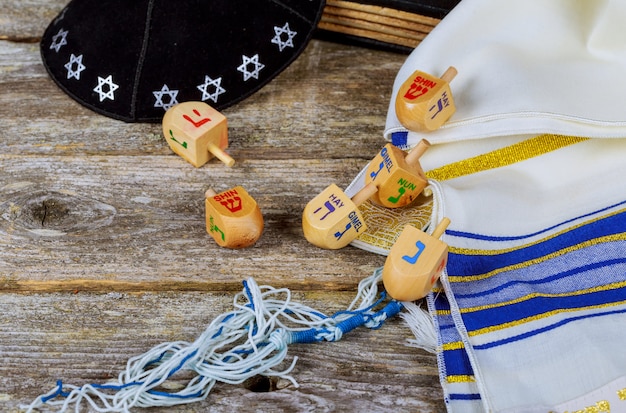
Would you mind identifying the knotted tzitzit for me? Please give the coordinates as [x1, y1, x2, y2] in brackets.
[25, 269, 405, 412]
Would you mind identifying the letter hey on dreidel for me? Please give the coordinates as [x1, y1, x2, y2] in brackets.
[382, 218, 450, 301]
[163, 101, 235, 168]
[205, 186, 263, 249]
[365, 140, 430, 208]
[395, 66, 457, 132]
[302, 183, 378, 249]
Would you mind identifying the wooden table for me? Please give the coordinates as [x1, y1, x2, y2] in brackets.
[0, 2, 445, 411]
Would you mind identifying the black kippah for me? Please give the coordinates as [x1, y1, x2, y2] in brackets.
[40, 0, 325, 122]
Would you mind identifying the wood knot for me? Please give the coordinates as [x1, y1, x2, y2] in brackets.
[242, 375, 280, 393]
[0, 190, 116, 237]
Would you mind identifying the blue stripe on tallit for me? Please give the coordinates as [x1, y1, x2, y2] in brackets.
[442, 204, 626, 351]
[446, 199, 626, 242]
[446, 208, 626, 278]
[473, 306, 626, 350]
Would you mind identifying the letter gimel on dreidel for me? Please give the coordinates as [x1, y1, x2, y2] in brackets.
[162, 101, 235, 168]
[302, 183, 378, 249]
[382, 217, 451, 301]
[366, 140, 430, 208]
[395, 66, 457, 132]
[205, 186, 263, 249]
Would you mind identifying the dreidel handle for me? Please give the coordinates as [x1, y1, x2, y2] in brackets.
[207, 142, 235, 167]
[205, 188, 217, 198]
[440, 66, 457, 83]
[404, 139, 431, 167]
[351, 182, 378, 207]
[431, 217, 451, 239]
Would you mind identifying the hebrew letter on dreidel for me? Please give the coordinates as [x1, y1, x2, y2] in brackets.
[183, 109, 211, 128]
[369, 161, 384, 180]
[334, 223, 352, 240]
[387, 187, 406, 205]
[401, 240, 426, 264]
[209, 216, 225, 241]
[221, 196, 243, 213]
[313, 201, 336, 221]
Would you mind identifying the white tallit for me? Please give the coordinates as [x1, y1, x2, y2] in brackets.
[347, 1, 626, 411]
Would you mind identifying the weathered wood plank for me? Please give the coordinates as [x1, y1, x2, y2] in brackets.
[0, 292, 445, 412]
[0, 155, 387, 291]
[0, 0, 66, 41]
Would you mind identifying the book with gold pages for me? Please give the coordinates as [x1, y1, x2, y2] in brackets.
[317, 0, 461, 53]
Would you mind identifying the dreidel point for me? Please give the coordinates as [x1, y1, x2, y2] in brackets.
[205, 186, 263, 249]
[382, 217, 451, 301]
[302, 183, 377, 249]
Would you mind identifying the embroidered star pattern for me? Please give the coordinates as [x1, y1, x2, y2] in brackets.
[50, 28, 69, 53]
[197, 75, 226, 103]
[237, 54, 265, 81]
[271, 23, 297, 52]
[153, 84, 179, 110]
[64, 54, 86, 80]
[93, 75, 119, 102]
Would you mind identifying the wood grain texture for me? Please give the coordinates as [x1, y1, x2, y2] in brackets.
[0, 1, 446, 412]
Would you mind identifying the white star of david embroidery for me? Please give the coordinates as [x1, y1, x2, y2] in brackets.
[237, 54, 265, 81]
[153, 84, 179, 110]
[93, 75, 119, 102]
[50, 28, 69, 53]
[64, 54, 86, 80]
[271, 23, 297, 52]
[197, 75, 226, 103]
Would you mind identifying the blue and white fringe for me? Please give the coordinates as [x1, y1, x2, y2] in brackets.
[24, 268, 403, 412]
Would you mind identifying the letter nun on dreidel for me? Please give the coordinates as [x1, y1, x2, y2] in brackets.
[383, 217, 451, 301]
[205, 186, 263, 249]
[366, 139, 430, 208]
[162, 101, 235, 168]
[302, 183, 378, 250]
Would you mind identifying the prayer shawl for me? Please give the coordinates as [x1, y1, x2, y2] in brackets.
[347, 0, 626, 411]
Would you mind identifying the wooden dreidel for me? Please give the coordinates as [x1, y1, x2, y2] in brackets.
[302, 183, 378, 249]
[382, 218, 451, 301]
[162, 101, 235, 168]
[365, 140, 430, 208]
[205, 186, 263, 249]
[395, 66, 457, 131]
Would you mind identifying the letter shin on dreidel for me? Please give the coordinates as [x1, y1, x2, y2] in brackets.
[163, 101, 235, 168]
[302, 183, 378, 249]
[395, 66, 457, 132]
[205, 186, 263, 249]
[365, 140, 430, 208]
[382, 217, 451, 301]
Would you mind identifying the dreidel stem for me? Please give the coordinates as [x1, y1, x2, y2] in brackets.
[431, 217, 451, 239]
[351, 182, 378, 207]
[404, 139, 431, 167]
[440, 66, 457, 83]
[205, 188, 217, 198]
[207, 142, 235, 167]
